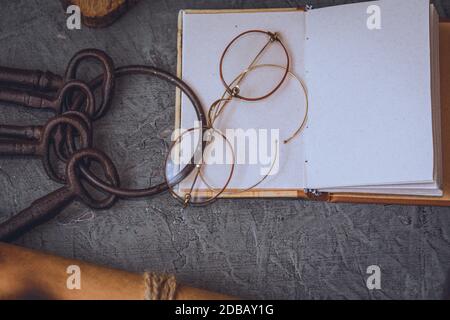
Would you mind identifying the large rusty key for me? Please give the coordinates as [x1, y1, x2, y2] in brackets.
[0, 148, 120, 242]
[0, 113, 92, 183]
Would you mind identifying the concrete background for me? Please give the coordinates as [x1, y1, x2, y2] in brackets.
[0, 0, 449, 299]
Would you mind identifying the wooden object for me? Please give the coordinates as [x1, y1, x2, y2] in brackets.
[0, 242, 235, 300]
[60, 0, 140, 28]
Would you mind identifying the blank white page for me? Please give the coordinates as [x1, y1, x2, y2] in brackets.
[180, 10, 307, 189]
[304, 0, 434, 188]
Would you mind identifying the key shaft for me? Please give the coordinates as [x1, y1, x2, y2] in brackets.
[0, 124, 42, 140]
[0, 187, 75, 241]
[0, 66, 63, 91]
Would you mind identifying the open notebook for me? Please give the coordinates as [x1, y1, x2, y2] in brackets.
[177, 0, 442, 199]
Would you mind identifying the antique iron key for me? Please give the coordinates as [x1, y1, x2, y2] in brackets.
[0, 148, 120, 241]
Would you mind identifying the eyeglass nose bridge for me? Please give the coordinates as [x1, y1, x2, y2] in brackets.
[230, 85, 240, 97]
[268, 31, 279, 42]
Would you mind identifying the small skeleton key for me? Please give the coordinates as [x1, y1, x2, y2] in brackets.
[0, 110, 92, 164]
[0, 148, 120, 241]
[0, 113, 92, 183]
[0, 110, 91, 140]
[0, 79, 95, 117]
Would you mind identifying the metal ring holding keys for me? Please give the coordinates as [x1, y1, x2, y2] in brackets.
[69, 65, 207, 198]
[0, 148, 120, 242]
[0, 114, 92, 183]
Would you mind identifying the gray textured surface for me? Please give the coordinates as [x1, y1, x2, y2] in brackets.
[1, 0, 450, 300]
